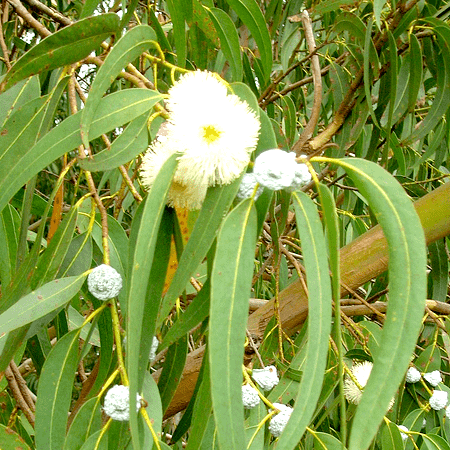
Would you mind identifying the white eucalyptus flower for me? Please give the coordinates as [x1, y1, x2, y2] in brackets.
[236, 173, 263, 201]
[398, 425, 409, 442]
[140, 70, 260, 210]
[253, 149, 311, 191]
[429, 390, 448, 410]
[242, 384, 260, 409]
[405, 367, 421, 383]
[87, 264, 122, 300]
[268, 403, 293, 437]
[344, 361, 373, 405]
[166, 70, 260, 189]
[423, 370, 442, 387]
[103, 385, 141, 421]
[252, 365, 279, 391]
[140, 141, 207, 210]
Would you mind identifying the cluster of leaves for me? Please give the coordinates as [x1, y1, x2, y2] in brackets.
[0, 0, 449, 449]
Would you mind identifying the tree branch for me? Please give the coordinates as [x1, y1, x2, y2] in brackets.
[291, 10, 322, 156]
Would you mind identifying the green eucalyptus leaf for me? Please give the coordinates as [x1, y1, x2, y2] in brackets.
[209, 198, 257, 450]
[3, 14, 119, 90]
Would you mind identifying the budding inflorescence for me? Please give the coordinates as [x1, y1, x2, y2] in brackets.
[103, 385, 142, 421]
[87, 264, 123, 301]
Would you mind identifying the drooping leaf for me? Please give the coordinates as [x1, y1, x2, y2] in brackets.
[313, 432, 347, 450]
[2, 14, 119, 90]
[166, 0, 187, 67]
[207, 7, 243, 81]
[80, 25, 158, 147]
[0, 205, 20, 286]
[35, 329, 81, 450]
[0, 75, 40, 126]
[275, 191, 332, 449]
[0, 274, 86, 337]
[402, 19, 450, 145]
[224, 0, 272, 80]
[381, 422, 404, 450]
[125, 154, 178, 450]
[308, 158, 427, 450]
[79, 112, 150, 171]
[64, 397, 102, 450]
[160, 279, 210, 351]
[209, 198, 257, 450]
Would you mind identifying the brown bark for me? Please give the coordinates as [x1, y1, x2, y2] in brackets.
[158, 181, 450, 418]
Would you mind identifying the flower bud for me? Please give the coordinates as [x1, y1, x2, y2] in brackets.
[87, 264, 122, 301]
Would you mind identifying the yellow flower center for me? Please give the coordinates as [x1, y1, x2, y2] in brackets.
[202, 125, 221, 144]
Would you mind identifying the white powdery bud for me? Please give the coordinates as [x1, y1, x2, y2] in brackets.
[252, 365, 279, 391]
[398, 425, 409, 442]
[149, 336, 159, 362]
[285, 161, 312, 192]
[103, 385, 141, 421]
[241, 384, 260, 409]
[87, 264, 122, 300]
[429, 390, 448, 410]
[253, 149, 311, 191]
[269, 403, 293, 437]
[405, 367, 421, 383]
[423, 370, 442, 387]
[236, 173, 263, 201]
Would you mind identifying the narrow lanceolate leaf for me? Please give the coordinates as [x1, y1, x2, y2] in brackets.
[166, 0, 187, 67]
[403, 19, 450, 145]
[160, 279, 210, 351]
[0, 205, 20, 286]
[0, 89, 163, 215]
[158, 335, 188, 414]
[79, 113, 149, 171]
[381, 422, 404, 450]
[310, 158, 427, 450]
[275, 192, 332, 449]
[209, 199, 257, 450]
[157, 178, 242, 327]
[2, 14, 119, 90]
[0, 75, 40, 126]
[422, 434, 450, 450]
[0, 423, 32, 449]
[125, 154, 178, 450]
[35, 329, 81, 450]
[407, 33, 422, 113]
[317, 184, 340, 302]
[0, 96, 47, 182]
[0, 274, 86, 338]
[374, 0, 387, 29]
[207, 7, 243, 81]
[80, 25, 157, 147]
[64, 397, 102, 450]
[312, 432, 347, 450]
[224, 0, 272, 80]
[429, 240, 449, 303]
[184, 354, 213, 450]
